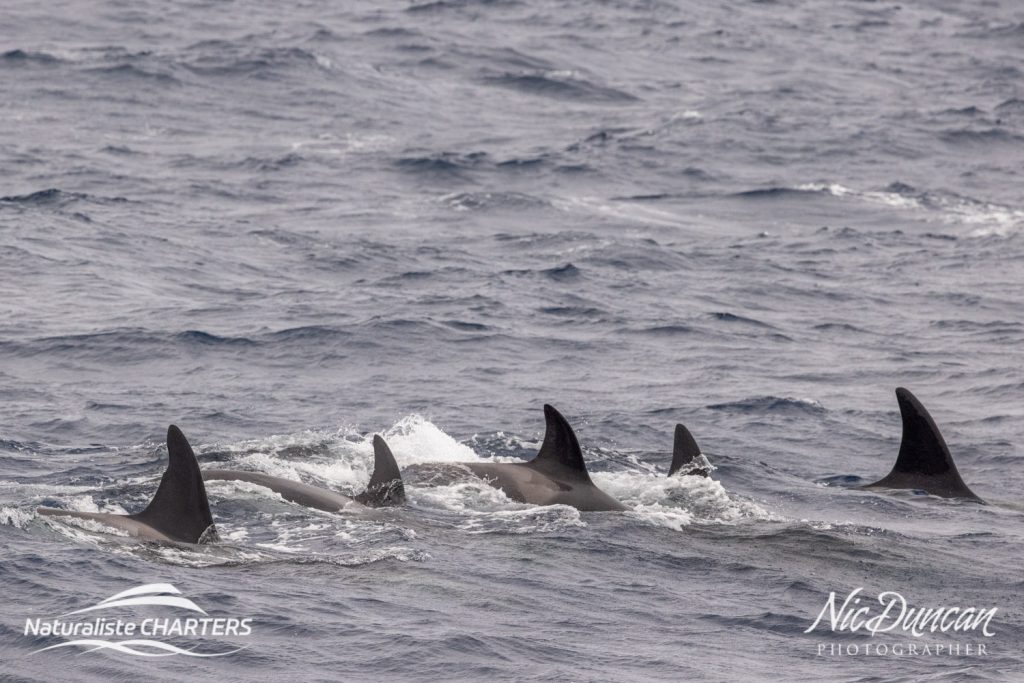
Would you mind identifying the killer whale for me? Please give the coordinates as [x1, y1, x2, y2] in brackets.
[405, 404, 627, 512]
[860, 387, 983, 502]
[203, 435, 405, 512]
[668, 423, 711, 477]
[38, 425, 218, 543]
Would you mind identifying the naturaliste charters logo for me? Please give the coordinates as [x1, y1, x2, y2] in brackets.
[805, 587, 997, 657]
[24, 583, 254, 657]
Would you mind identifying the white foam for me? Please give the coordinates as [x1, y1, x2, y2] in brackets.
[382, 415, 482, 465]
[0, 480, 95, 495]
[62, 494, 129, 515]
[553, 195, 691, 228]
[593, 471, 775, 530]
[43, 513, 131, 539]
[672, 109, 703, 121]
[458, 505, 585, 535]
[408, 480, 525, 512]
[288, 132, 396, 157]
[796, 182, 1023, 236]
[0, 506, 34, 529]
[208, 417, 773, 537]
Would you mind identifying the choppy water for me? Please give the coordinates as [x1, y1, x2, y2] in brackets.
[2, 0, 1024, 680]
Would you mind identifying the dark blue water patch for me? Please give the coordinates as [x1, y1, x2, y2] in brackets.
[0, 326, 378, 362]
[541, 263, 580, 281]
[234, 153, 306, 172]
[939, 128, 1022, 145]
[1, 49, 61, 64]
[539, 306, 605, 318]
[264, 326, 352, 343]
[492, 231, 596, 247]
[394, 270, 434, 280]
[701, 611, 813, 636]
[708, 312, 776, 328]
[481, 72, 638, 103]
[812, 322, 872, 334]
[176, 330, 258, 347]
[707, 396, 826, 415]
[611, 193, 672, 201]
[495, 155, 549, 170]
[362, 27, 423, 39]
[939, 106, 984, 118]
[394, 151, 487, 179]
[815, 474, 866, 487]
[960, 21, 1024, 40]
[633, 324, 696, 336]
[931, 319, 1022, 333]
[99, 145, 138, 156]
[881, 180, 918, 195]
[564, 127, 637, 153]
[0, 439, 50, 456]
[442, 320, 489, 332]
[921, 232, 958, 241]
[84, 63, 180, 86]
[0, 189, 131, 212]
[551, 163, 594, 174]
[410, 56, 456, 70]
[994, 98, 1024, 124]
[0, 188, 86, 206]
[679, 166, 718, 182]
[732, 186, 819, 199]
[406, 0, 524, 15]
[309, 254, 362, 270]
[247, 228, 307, 246]
[83, 400, 136, 413]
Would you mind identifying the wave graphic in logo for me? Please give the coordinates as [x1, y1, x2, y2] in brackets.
[33, 639, 244, 658]
[61, 583, 207, 617]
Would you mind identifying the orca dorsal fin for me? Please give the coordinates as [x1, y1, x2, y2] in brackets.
[865, 388, 982, 502]
[130, 425, 218, 543]
[669, 423, 709, 477]
[527, 404, 592, 482]
[354, 435, 406, 507]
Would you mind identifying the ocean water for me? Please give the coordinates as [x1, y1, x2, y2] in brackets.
[2, 0, 1023, 680]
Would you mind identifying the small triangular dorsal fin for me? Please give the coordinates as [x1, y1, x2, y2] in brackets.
[865, 388, 982, 502]
[130, 425, 218, 543]
[354, 435, 406, 507]
[527, 404, 592, 482]
[669, 423, 708, 477]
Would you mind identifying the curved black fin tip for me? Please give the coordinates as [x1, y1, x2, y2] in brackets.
[528, 404, 591, 481]
[354, 435, 406, 507]
[130, 425, 218, 543]
[864, 388, 983, 502]
[669, 423, 709, 477]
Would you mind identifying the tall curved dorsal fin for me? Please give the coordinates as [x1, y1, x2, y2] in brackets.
[669, 423, 708, 477]
[354, 435, 406, 507]
[527, 404, 592, 482]
[864, 388, 983, 502]
[129, 425, 218, 543]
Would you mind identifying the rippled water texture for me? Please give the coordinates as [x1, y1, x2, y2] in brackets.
[2, 0, 1023, 680]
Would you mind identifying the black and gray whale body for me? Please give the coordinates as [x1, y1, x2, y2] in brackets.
[38, 425, 219, 544]
[860, 387, 983, 503]
[405, 404, 627, 512]
[203, 435, 405, 512]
